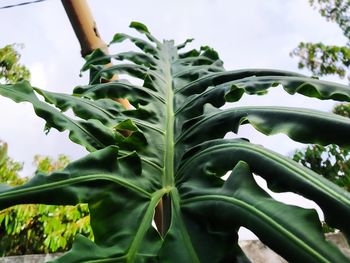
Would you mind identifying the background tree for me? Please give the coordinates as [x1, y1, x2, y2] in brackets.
[0, 44, 30, 84]
[292, 0, 350, 196]
[0, 142, 93, 256]
[291, 0, 350, 81]
[0, 45, 92, 256]
[293, 103, 350, 192]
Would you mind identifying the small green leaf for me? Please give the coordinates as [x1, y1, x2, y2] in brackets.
[110, 33, 128, 45]
[130, 21, 150, 34]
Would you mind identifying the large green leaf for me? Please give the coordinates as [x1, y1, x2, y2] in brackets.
[0, 22, 350, 262]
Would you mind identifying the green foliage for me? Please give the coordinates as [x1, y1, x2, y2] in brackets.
[0, 44, 30, 84]
[291, 42, 350, 80]
[34, 154, 70, 174]
[293, 144, 350, 191]
[310, 0, 350, 39]
[334, 101, 350, 117]
[0, 143, 7, 167]
[0, 142, 26, 187]
[0, 202, 92, 255]
[291, 0, 350, 81]
[0, 143, 92, 256]
[0, 23, 350, 262]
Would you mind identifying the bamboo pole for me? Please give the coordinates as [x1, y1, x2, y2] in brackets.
[61, 0, 107, 57]
[61, 0, 164, 234]
[61, 0, 130, 109]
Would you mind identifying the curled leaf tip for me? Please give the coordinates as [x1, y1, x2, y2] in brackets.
[130, 21, 150, 34]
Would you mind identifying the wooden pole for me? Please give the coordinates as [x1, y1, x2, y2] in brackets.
[61, 0, 130, 108]
[61, 0, 107, 57]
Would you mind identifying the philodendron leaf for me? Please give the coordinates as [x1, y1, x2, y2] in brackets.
[0, 22, 350, 262]
[178, 138, 350, 238]
[178, 105, 350, 148]
[182, 161, 349, 263]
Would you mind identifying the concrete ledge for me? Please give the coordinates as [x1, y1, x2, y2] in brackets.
[0, 253, 62, 263]
[0, 233, 348, 262]
[239, 232, 350, 263]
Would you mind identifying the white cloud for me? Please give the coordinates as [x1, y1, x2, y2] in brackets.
[29, 63, 47, 88]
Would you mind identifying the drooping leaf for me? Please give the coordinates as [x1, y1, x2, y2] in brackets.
[182, 161, 349, 263]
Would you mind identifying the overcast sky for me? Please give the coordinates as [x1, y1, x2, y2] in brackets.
[1, 0, 346, 174]
[0, 0, 348, 239]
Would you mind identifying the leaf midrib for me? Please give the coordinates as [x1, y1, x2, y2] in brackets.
[162, 41, 176, 187]
[0, 174, 151, 200]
